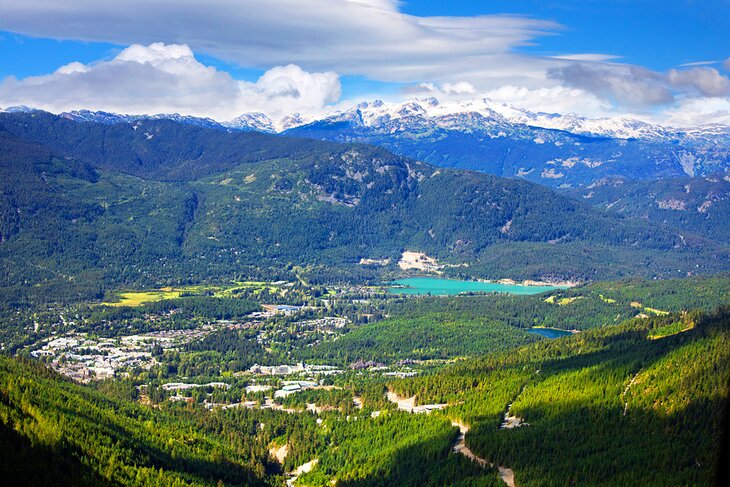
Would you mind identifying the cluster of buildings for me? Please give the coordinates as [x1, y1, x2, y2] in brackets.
[273, 380, 319, 398]
[248, 362, 344, 376]
[28, 320, 260, 382]
[162, 381, 230, 392]
[251, 304, 305, 318]
[30, 333, 152, 382]
[296, 317, 349, 329]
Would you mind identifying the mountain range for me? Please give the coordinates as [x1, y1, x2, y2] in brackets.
[1, 111, 728, 306]
[284, 98, 730, 187]
[8, 97, 728, 190]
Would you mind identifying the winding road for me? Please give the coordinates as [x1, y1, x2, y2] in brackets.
[451, 420, 516, 487]
[286, 459, 318, 487]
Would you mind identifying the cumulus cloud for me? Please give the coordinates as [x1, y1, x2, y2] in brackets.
[441, 82, 477, 95]
[667, 67, 730, 97]
[660, 97, 730, 127]
[410, 82, 476, 97]
[407, 81, 610, 116]
[0, 43, 341, 120]
[481, 85, 612, 116]
[547, 63, 673, 106]
[723, 57, 730, 71]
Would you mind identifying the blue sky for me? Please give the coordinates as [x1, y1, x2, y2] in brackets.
[401, 1, 730, 70]
[2, 1, 727, 78]
[0, 0, 727, 124]
[0, 31, 406, 100]
[0, 31, 407, 100]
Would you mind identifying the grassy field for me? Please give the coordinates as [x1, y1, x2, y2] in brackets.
[644, 306, 670, 316]
[544, 295, 582, 305]
[102, 289, 186, 307]
[102, 281, 290, 307]
[648, 320, 694, 339]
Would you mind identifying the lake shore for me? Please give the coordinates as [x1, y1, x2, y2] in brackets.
[387, 277, 570, 296]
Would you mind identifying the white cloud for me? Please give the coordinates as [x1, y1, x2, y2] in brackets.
[247, 64, 341, 111]
[551, 54, 621, 62]
[667, 67, 730, 97]
[441, 82, 477, 95]
[0, 0, 561, 90]
[724, 57, 730, 71]
[480, 85, 612, 116]
[548, 62, 730, 108]
[660, 97, 730, 127]
[0, 2, 726, 123]
[3, 42, 723, 127]
[678, 60, 719, 68]
[547, 63, 673, 106]
[0, 43, 341, 120]
[411, 81, 476, 97]
[409, 81, 611, 116]
[55, 62, 89, 75]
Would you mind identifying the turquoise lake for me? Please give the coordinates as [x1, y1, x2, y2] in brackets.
[386, 277, 566, 296]
[527, 328, 574, 339]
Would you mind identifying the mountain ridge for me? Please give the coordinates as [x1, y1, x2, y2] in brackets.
[7, 97, 728, 140]
[11, 98, 727, 188]
[1, 112, 728, 306]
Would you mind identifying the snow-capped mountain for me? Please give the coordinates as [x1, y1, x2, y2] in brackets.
[224, 112, 313, 132]
[273, 96, 729, 145]
[4, 99, 728, 188]
[507, 111, 672, 140]
[299, 97, 729, 142]
[2, 105, 43, 114]
[14, 96, 728, 145]
[59, 109, 224, 130]
[282, 97, 730, 187]
[224, 112, 275, 133]
[314, 97, 512, 132]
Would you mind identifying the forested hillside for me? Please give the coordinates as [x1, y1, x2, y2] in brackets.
[565, 176, 730, 244]
[3, 306, 726, 486]
[1, 112, 728, 308]
[0, 355, 499, 486]
[389, 307, 730, 486]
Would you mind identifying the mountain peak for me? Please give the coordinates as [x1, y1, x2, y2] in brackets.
[225, 112, 275, 133]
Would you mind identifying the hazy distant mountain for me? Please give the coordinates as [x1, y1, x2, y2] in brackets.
[284, 98, 730, 187]
[59, 109, 225, 130]
[5, 100, 729, 188]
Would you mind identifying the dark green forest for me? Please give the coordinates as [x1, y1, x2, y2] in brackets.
[565, 176, 730, 244]
[389, 308, 730, 486]
[0, 355, 500, 486]
[1, 112, 728, 309]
